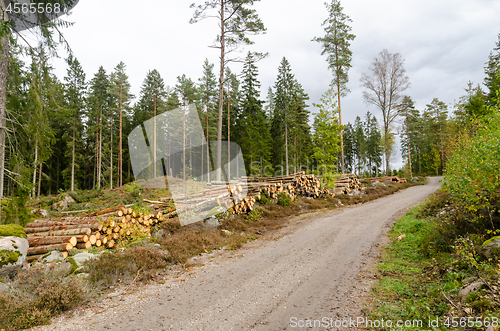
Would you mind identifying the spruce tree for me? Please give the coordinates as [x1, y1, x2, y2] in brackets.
[87, 66, 111, 189]
[134, 69, 167, 179]
[239, 52, 270, 175]
[484, 32, 500, 104]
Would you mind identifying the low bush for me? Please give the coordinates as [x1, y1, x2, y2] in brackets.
[83, 245, 169, 289]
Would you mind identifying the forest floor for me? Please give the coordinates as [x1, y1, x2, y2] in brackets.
[27, 178, 441, 331]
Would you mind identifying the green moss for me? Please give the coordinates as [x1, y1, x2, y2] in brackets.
[0, 224, 27, 238]
[0, 249, 21, 267]
[483, 236, 500, 246]
[65, 257, 79, 274]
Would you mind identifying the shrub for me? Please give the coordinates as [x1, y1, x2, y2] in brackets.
[83, 245, 169, 289]
[443, 112, 500, 229]
[277, 192, 291, 206]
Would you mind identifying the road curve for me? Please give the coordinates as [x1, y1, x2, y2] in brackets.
[36, 177, 442, 331]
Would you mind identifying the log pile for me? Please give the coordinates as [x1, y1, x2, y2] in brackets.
[25, 216, 101, 262]
[24, 206, 169, 262]
[24, 173, 340, 261]
[358, 176, 407, 184]
[333, 174, 362, 194]
[95, 207, 168, 249]
[244, 172, 335, 200]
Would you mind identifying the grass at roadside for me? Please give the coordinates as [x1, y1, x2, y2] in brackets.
[367, 190, 500, 330]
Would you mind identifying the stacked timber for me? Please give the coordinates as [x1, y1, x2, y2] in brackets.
[25, 215, 101, 262]
[96, 206, 168, 249]
[245, 172, 335, 199]
[24, 207, 170, 262]
[358, 176, 407, 183]
[333, 174, 361, 194]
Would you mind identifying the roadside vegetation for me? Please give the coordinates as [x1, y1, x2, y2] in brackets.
[367, 106, 500, 329]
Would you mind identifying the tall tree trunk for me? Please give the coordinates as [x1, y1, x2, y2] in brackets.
[118, 82, 122, 187]
[32, 144, 38, 198]
[110, 119, 113, 189]
[0, 7, 10, 215]
[154, 94, 157, 178]
[37, 162, 42, 198]
[285, 122, 289, 176]
[216, 0, 225, 182]
[207, 102, 210, 182]
[71, 123, 75, 191]
[407, 116, 412, 178]
[336, 45, 345, 173]
[183, 102, 186, 181]
[227, 81, 230, 180]
[98, 108, 103, 189]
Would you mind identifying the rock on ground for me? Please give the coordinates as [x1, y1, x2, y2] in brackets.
[458, 281, 483, 301]
[0, 236, 29, 279]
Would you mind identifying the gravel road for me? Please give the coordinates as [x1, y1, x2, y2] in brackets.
[34, 177, 442, 331]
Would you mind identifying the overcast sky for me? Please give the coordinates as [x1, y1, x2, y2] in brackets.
[26, 0, 500, 169]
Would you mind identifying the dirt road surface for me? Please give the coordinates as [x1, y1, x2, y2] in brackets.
[35, 177, 442, 331]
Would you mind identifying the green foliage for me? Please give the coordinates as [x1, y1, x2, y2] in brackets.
[245, 208, 262, 224]
[443, 112, 500, 225]
[257, 189, 270, 204]
[124, 182, 142, 198]
[277, 192, 291, 206]
[312, 86, 341, 171]
[2, 189, 34, 226]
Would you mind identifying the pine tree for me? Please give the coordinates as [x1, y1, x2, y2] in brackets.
[198, 59, 218, 181]
[176, 74, 199, 180]
[353, 116, 365, 176]
[63, 55, 86, 191]
[313, 0, 355, 173]
[343, 123, 354, 173]
[190, 0, 266, 182]
[398, 96, 419, 177]
[422, 98, 448, 174]
[110, 62, 133, 188]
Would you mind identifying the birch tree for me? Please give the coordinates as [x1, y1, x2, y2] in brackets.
[360, 49, 410, 174]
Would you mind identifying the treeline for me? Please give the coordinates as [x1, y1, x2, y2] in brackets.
[4, 44, 344, 197]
